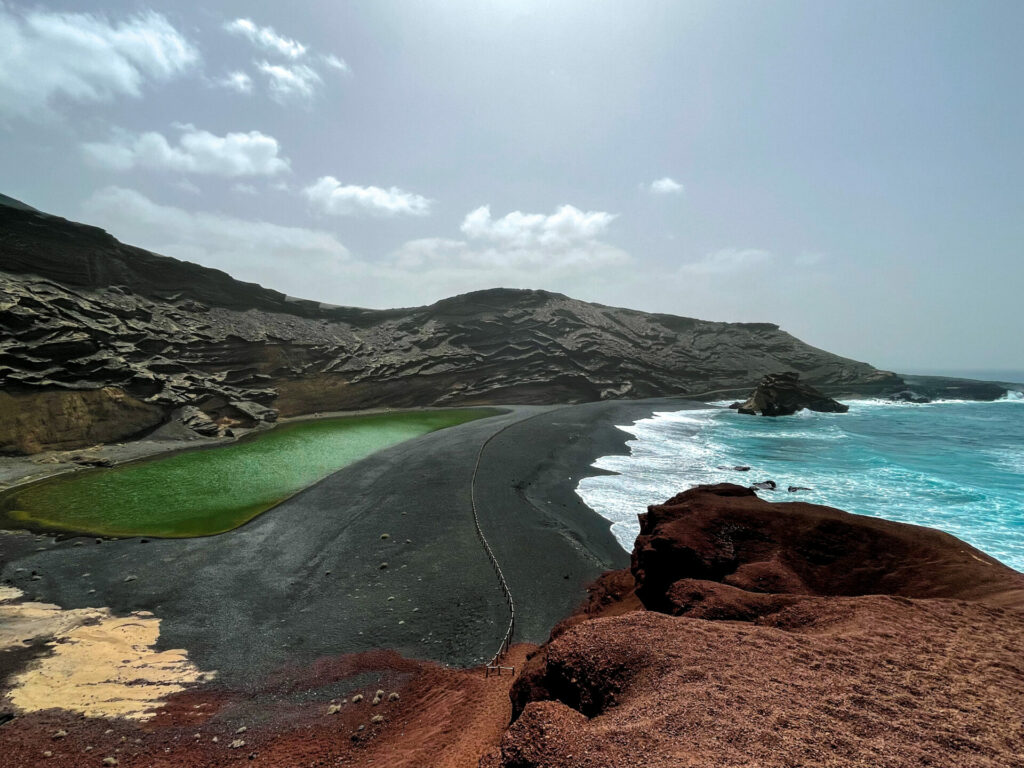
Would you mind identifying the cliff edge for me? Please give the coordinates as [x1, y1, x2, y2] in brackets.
[493, 485, 1024, 767]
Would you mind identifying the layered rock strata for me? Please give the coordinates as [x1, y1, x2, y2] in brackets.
[1, 197, 899, 453]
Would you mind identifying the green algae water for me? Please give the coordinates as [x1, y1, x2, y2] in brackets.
[0, 409, 498, 538]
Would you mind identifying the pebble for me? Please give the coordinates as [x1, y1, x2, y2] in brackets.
[53, 729, 67, 738]
[123, 575, 137, 583]
[380, 533, 390, 539]
[388, 692, 400, 701]
[103, 758, 118, 766]
[327, 704, 341, 715]
[43, 751, 52, 757]
[235, 726, 247, 734]
[229, 739, 246, 749]
[351, 694, 364, 703]
[371, 715, 384, 724]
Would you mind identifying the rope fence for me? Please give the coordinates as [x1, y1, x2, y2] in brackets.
[468, 392, 740, 676]
[469, 415, 519, 673]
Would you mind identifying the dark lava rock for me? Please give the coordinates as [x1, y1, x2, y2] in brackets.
[888, 389, 931, 404]
[736, 371, 849, 416]
[0, 195, 901, 453]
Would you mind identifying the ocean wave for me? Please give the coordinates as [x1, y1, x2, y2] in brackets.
[1000, 389, 1024, 401]
[576, 400, 1024, 571]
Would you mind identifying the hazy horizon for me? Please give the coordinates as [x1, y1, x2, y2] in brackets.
[1, 1, 1021, 373]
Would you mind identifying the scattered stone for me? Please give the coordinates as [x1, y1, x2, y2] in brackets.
[388, 692, 400, 701]
[788, 486, 813, 492]
[357, 725, 365, 732]
[751, 481, 777, 491]
[43, 750, 52, 757]
[371, 715, 384, 724]
[123, 575, 137, 582]
[229, 739, 245, 749]
[351, 694, 364, 703]
[103, 758, 118, 766]
[379, 562, 388, 569]
[380, 533, 390, 540]
[235, 726, 247, 734]
[327, 704, 342, 715]
[53, 729, 67, 739]
[211, 736, 219, 743]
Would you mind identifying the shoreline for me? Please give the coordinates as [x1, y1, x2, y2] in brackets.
[0, 397, 707, 703]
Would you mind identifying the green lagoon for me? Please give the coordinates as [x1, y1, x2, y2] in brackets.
[0, 408, 498, 538]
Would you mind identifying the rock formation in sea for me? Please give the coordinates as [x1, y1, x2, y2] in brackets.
[0, 195, 900, 453]
[489, 484, 1024, 767]
[733, 370, 850, 415]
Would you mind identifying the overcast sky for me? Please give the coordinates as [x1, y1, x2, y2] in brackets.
[1, 1, 1021, 373]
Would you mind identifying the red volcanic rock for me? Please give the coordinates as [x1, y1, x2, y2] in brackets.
[496, 485, 1024, 768]
[633, 484, 1024, 611]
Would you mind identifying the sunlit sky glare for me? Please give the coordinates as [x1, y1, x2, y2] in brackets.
[1, 1, 1021, 373]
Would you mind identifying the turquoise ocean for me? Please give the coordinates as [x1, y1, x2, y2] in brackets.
[577, 389, 1024, 572]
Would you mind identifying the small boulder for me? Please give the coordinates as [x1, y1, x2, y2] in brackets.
[888, 389, 931, 404]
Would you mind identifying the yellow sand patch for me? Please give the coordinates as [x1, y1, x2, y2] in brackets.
[1, 589, 213, 720]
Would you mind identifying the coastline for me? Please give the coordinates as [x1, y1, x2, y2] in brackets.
[0, 397, 706, 700]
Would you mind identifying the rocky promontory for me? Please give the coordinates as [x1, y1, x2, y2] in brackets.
[492, 485, 1024, 767]
[733, 370, 850, 415]
[0, 195, 900, 454]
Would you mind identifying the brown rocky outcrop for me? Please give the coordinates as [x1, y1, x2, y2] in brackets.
[734, 370, 850, 415]
[0, 387, 163, 454]
[495, 485, 1024, 768]
[0, 196, 901, 453]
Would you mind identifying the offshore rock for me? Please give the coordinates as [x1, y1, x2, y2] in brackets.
[736, 371, 849, 416]
[888, 389, 931, 403]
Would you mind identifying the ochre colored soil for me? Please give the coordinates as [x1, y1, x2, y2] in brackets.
[2, 646, 532, 768]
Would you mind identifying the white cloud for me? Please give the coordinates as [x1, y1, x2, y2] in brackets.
[649, 177, 684, 194]
[460, 204, 616, 247]
[256, 61, 321, 102]
[217, 70, 252, 93]
[231, 183, 258, 195]
[78, 188, 633, 309]
[0, 7, 197, 120]
[678, 248, 774, 276]
[82, 187, 350, 294]
[304, 176, 432, 217]
[224, 18, 306, 59]
[82, 126, 290, 177]
[322, 54, 350, 73]
[392, 203, 627, 276]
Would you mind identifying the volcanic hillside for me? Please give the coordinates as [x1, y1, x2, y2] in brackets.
[0, 195, 900, 453]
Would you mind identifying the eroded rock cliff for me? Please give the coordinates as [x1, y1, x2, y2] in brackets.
[0, 197, 900, 453]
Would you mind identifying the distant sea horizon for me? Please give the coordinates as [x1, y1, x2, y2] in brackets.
[901, 368, 1024, 384]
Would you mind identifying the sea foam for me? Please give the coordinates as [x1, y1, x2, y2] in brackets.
[577, 400, 1024, 571]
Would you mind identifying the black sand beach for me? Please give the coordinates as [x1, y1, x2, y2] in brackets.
[0, 398, 706, 690]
